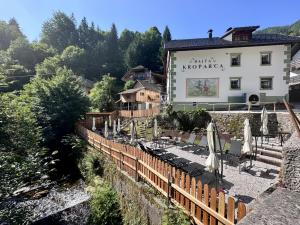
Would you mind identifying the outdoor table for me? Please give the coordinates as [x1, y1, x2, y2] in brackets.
[159, 153, 177, 162]
[160, 136, 171, 147]
[149, 148, 167, 155]
[171, 158, 191, 168]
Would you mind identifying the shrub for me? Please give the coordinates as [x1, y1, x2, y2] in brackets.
[88, 183, 123, 225]
[162, 207, 190, 225]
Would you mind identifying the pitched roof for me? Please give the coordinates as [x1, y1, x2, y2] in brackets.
[165, 34, 300, 51]
[119, 87, 144, 94]
[135, 80, 160, 92]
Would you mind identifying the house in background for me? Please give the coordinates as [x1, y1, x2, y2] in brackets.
[119, 80, 160, 110]
[118, 66, 163, 117]
[122, 65, 166, 94]
[165, 26, 300, 110]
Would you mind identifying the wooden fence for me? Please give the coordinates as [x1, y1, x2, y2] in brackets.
[76, 122, 247, 225]
[119, 107, 160, 118]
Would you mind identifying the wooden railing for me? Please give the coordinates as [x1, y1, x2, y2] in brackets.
[76, 123, 247, 225]
[119, 107, 160, 118]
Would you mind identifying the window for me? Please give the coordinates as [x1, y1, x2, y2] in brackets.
[261, 52, 271, 65]
[260, 77, 273, 90]
[230, 54, 241, 66]
[140, 92, 144, 96]
[230, 77, 241, 90]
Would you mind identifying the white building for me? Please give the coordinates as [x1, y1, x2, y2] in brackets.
[165, 26, 300, 110]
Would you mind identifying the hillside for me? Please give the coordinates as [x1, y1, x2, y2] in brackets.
[256, 19, 300, 36]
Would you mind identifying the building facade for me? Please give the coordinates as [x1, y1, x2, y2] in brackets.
[165, 26, 300, 110]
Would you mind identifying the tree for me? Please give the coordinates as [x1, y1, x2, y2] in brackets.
[41, 11, 78, 52]
[103, 24, 124, 78]
[60, 45, 86, 75]
[35, 54, 62, 77]
[142, 27, 163, 72]
[0, 93, 44, 198]
[0, 18, 24, 51]
[162, 26, 172, 43]
[125, 27, 163, 72]
[7, 37, 36, 71]
[0, 50, 30, 92]
[89, 74, 116, 112]
[21, 68, 90, 146]
[119, 29, 135, 52]
[124, 80, 135, 90]
[125, 34, 145, 69]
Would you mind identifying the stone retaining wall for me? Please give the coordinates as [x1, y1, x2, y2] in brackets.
[210, 112, 299, 137]
[282, 131, 300, 191]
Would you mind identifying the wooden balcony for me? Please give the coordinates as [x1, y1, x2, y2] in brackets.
[119, 107, 160, 118]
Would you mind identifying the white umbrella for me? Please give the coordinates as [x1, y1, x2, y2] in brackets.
[242, 118, 252, 154]
[104, 121, 108, 138]
[154, 118, 158, 138]
[205, 122, 219, 172]
[130, 120, 136, 144]
[92, 117, 96, 131]
[109, 115, 112, 127]
[260, 107, 268, 135]
[113, 120, 117, 136]
[117, 118, 121, 133]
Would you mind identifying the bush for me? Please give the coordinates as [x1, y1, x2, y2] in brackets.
[88, 183, 123, 225]
[163, 106, 211, 131]
[162, 207, 190, 225]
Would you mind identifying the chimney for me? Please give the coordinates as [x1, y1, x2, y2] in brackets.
[208, 29, 213, 39]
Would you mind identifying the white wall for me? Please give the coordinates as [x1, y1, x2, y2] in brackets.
[168, 45, 289, 103]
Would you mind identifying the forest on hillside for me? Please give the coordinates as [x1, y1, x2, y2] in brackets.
[0, 11, 172, 92]
[256, 19, 300, 36]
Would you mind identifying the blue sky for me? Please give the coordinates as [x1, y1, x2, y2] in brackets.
[1, 0, 300, 41]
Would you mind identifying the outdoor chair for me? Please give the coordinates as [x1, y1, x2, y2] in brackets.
[189, 135, 209, 154]
[181, 162, 205, 177]
[216, 139, 226, 153]
[226, 140, 248, 173]
[177, 133, 196, 149]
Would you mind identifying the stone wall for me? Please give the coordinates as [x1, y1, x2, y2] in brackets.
[210, 112, 299, 137]
[282, 131, 300, 191]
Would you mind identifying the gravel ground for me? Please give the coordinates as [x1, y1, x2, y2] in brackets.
[144, 141, 279, 206]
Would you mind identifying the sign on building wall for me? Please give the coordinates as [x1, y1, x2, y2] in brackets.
[181, 57, 225, 72]
[186, 78, 219, 97]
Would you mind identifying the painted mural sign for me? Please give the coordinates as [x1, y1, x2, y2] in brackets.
[186, 78, 219, 97]
[181, 57, 225, 72]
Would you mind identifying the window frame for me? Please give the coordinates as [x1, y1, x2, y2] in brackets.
[230, 53, 241, 67]
[229, 77, 242, 90]
[260, 51, 272, 66]
[260, 76, 273, 90]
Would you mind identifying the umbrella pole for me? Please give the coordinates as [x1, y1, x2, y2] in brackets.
[212, 120, 221, 185]
[214, 122, 223, 181]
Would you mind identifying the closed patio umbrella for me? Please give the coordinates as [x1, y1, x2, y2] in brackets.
[205, 122, 219, 172]
[242, 118, 253, 167]
[242, 118, 252, 154]
[130, 120, 136, 144]
[113, 120, 117, 136]
[117, 118, 121, 133]
[109, 115, 112, 127]
[154, 118, 158, 138]
[260, 106, 268, 135]
[92, 117, 96, 131]
[104, 121, 108, 138]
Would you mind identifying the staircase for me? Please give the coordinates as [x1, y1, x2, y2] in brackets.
[252, 140, 283, 168]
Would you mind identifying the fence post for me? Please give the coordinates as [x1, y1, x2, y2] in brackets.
[213, 104, 215, 112]
[228, 104, 231, 112]
[273, 102, 276, 112]
[135, 157, 139, 182]
[167, 172, 171, 207]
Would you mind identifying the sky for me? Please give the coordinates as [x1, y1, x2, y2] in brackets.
[1, 0, 300, 41]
